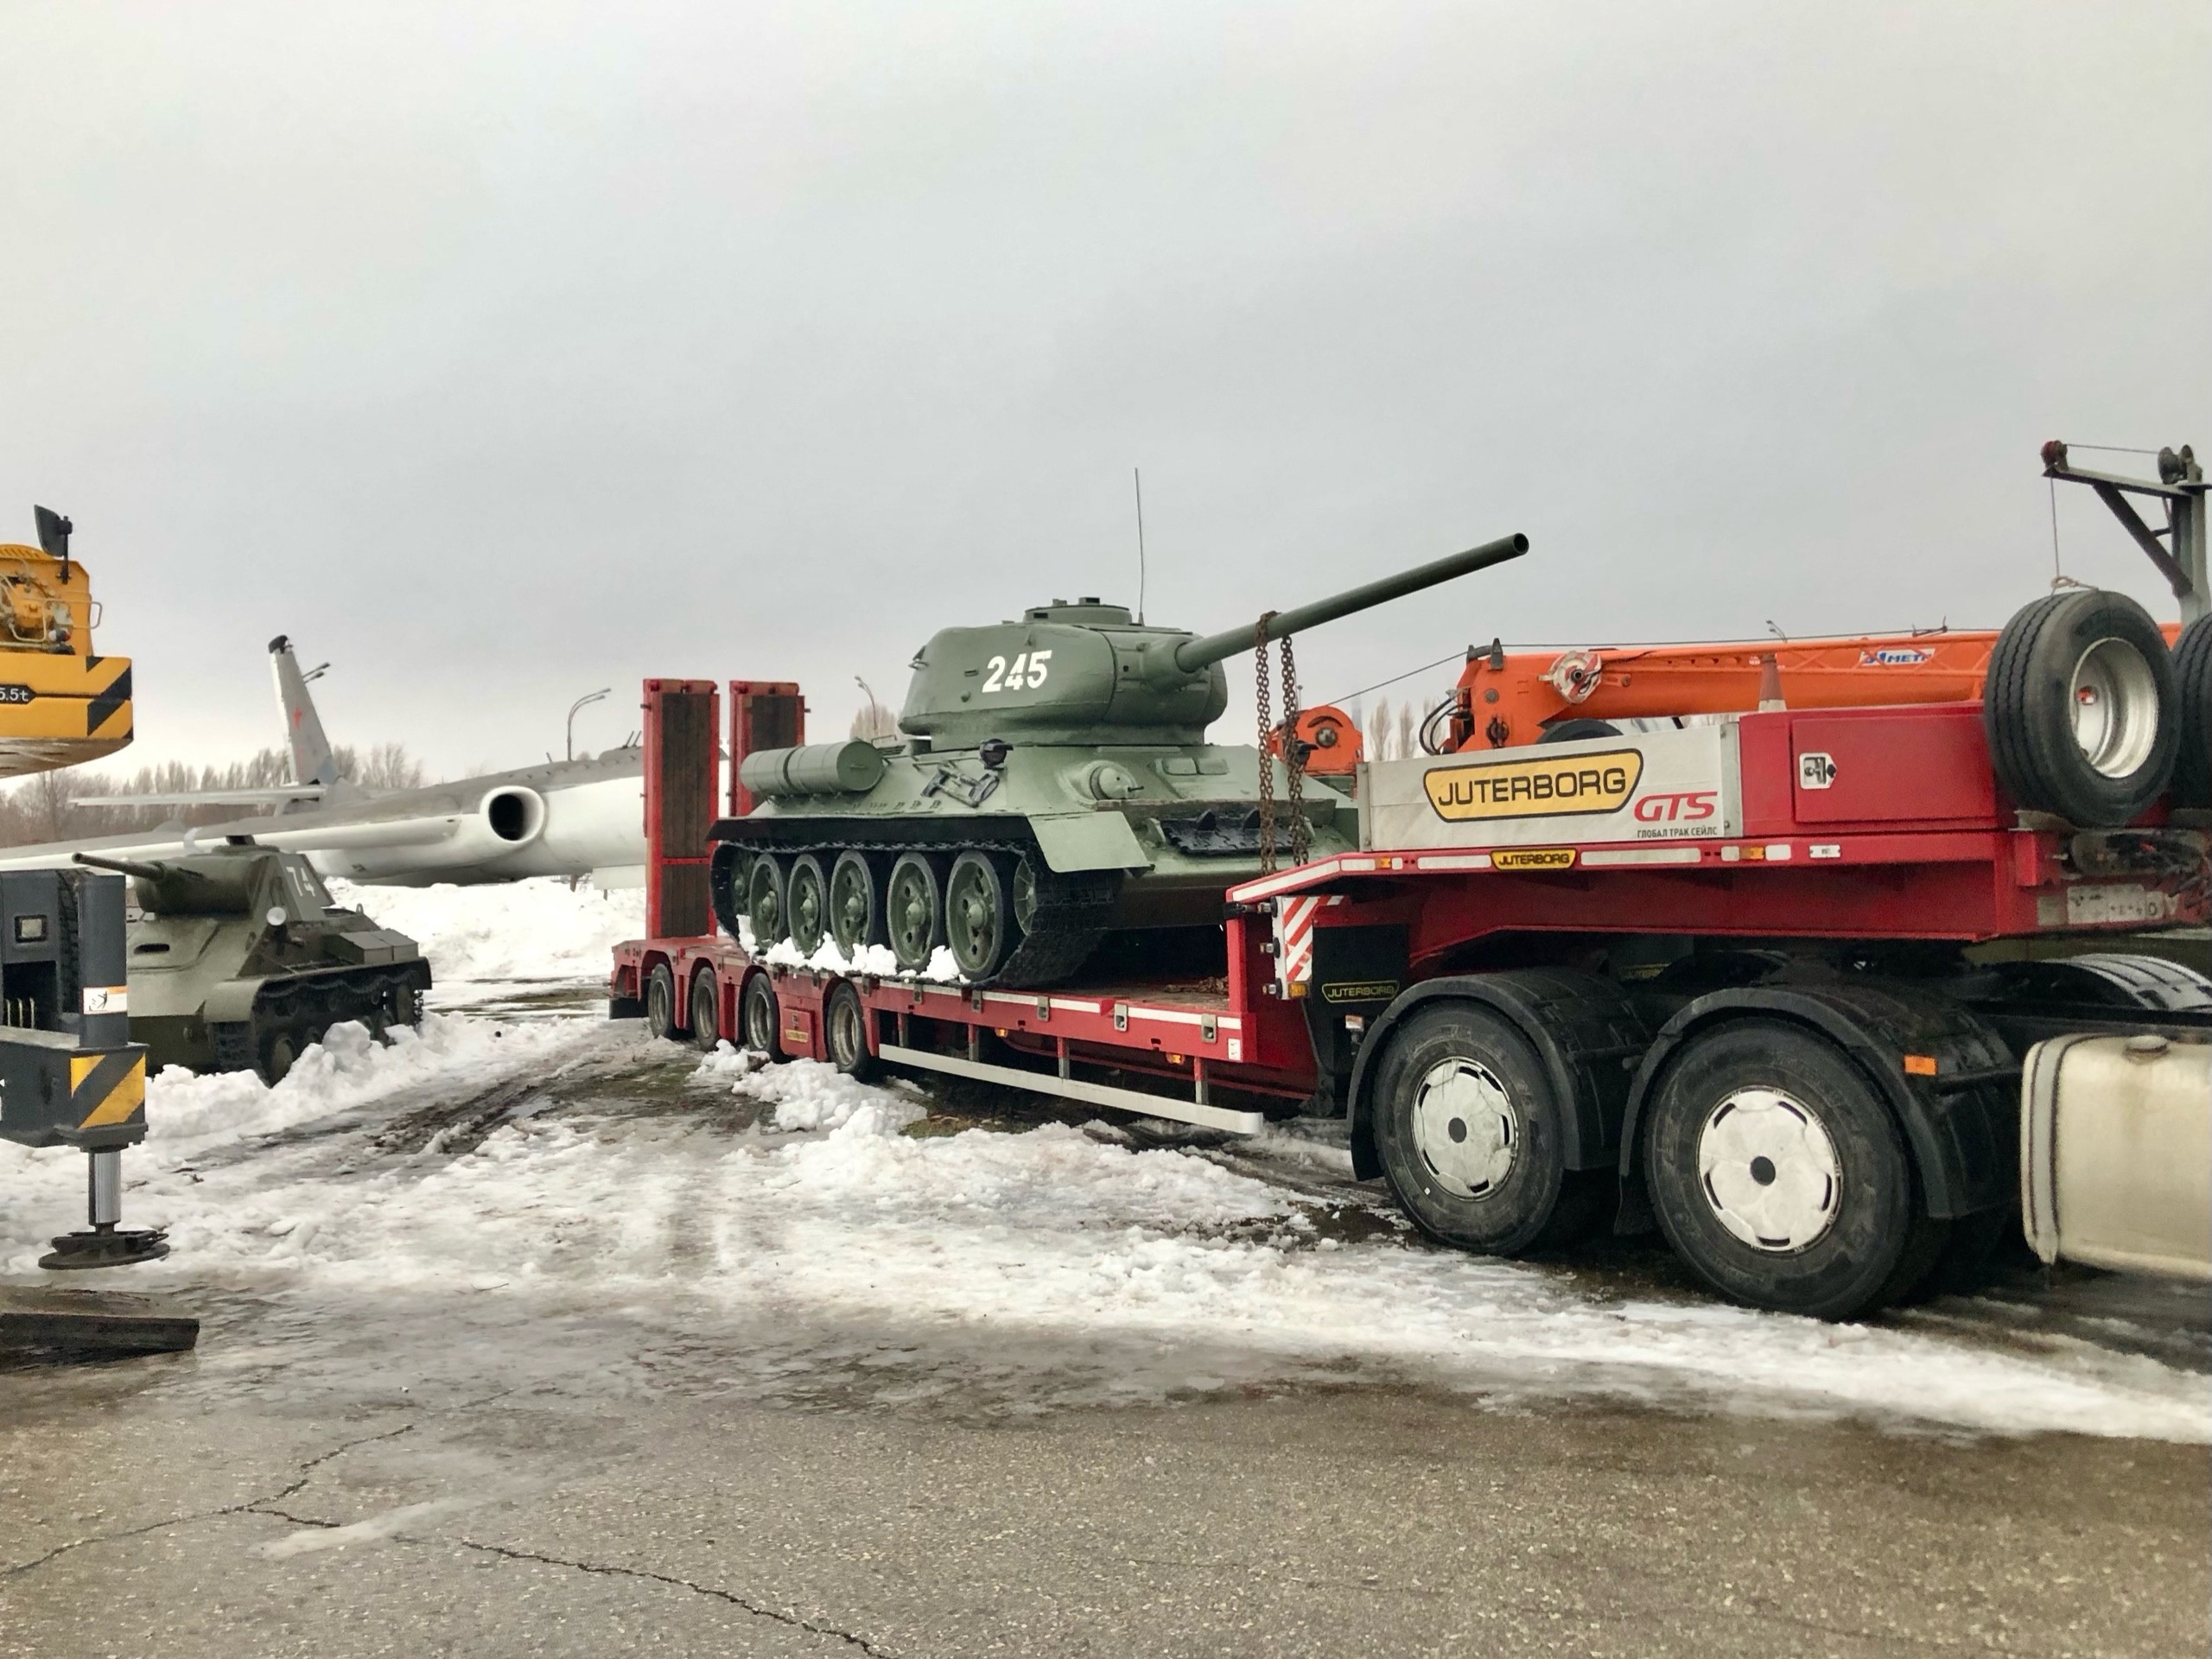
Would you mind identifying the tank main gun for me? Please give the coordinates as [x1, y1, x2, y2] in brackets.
[73, 849, 259, 915]
[73, 852, 202, 885]
[891, 531, 1534, 749]
[1159, 532, 1530, 679]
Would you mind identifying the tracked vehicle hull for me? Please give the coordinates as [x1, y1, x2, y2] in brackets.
[709, 741, 1355, 988]
[85, 845, 431, 1084]
[709, 535, 1527, 986]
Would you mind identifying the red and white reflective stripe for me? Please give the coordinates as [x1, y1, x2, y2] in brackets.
[1274, 893, 1340, 990]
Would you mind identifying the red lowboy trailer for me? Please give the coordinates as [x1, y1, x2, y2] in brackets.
[613, 676, 2209, 1320]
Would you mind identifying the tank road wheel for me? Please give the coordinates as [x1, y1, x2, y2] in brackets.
[944, 850, 1020, 980]
[741, 972, 787, 1061]
[1370, 1002, 1579, 1255]
[258, 1022, 302, 1085]
[690, 969, 721, 1052]
[645, 963, 679, 1042]
[786, 854, 830, 957]
[885, 852, 947, 974]
[747, 855, 790, 947]
[1643, 1020, 1944, 1320]
[830, 850, 887, 959]
[826, 981, 880, 1082]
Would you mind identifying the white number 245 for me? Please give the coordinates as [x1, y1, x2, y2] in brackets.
[982, 651, 1051, 693]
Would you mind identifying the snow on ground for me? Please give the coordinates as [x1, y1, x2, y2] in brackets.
[328, 876, 644, 992]
[3, 878, 2203, 1441]
[7, 1024, 2206, 1440]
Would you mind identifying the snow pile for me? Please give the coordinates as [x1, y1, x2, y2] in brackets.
[761, 934, 962, 982]
[696, 1051, 925, 1133]
[0, 1010, 611, 1270]
[330, 877, 645, 985]
[144, 1014, 586, 1150]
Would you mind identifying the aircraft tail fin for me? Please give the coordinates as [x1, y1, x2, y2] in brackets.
[269, 635, 346, 789]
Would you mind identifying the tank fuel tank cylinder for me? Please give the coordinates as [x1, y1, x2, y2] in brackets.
[711, 534, 1529, 987]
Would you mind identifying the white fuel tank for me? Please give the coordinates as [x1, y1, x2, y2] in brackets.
[2021, 1033, 2211, 1281]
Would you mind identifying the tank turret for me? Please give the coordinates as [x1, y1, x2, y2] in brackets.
[76, 845, 432, 1082]
[710, 534, 1528, 988]
[898, 536, 1527, 747]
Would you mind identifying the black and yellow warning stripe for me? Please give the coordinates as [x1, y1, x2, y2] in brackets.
[0, 655, 133, 742]
[71, 1047, 148, 1131]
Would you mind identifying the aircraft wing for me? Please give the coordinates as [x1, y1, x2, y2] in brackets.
[71, 786, 328, 808]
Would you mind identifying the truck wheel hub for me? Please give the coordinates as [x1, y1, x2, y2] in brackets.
[1696, 1088, 1841, 1252]
[1411, 1058, 1517, 1198]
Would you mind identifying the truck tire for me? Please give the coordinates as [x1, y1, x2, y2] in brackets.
[1643, 1019, 1944, 1319]
[1370, 1001, 1582, 1255]
[741, 972, 787, 1061]
[2171, 615, 2211, 808]
[1537, 718, 1622, 744]
[1983, 588, 2177, 826]
[690, 969, 721, 1052]
[826, 982, 880, 1082]
[645, 963, 678, 1043]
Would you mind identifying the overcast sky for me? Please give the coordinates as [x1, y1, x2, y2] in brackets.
[3, 2, 2205, 778]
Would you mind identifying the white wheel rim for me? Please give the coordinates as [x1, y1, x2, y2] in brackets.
[2069, 638, 2160, 779]
[1410, 1058, 1517, 1198]
[1696, 1088, 1841, 1252]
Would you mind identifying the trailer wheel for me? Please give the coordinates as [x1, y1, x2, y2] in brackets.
[885, 852, 947, 974]
[645, 963, 679, 1042]
[1644, 1020, 1942, 1319]
[741, 972, 787, 1061]
[1370, 1002, 1579, 1255]
[2171, 615, 2211, 808]
[826, 982, 880, 1082]
[690, 970, 721, 1052]
[1983, 588, 2177, 826]
[747, 855, 791, 946]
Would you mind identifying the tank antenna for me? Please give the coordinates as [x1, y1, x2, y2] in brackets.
[1133, 467, 1147, 624]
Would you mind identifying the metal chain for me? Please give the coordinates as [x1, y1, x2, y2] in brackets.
[1279, 631, 1307, 866]
[1255, 612, 1278, 874]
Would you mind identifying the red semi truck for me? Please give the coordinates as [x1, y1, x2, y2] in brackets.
[614, 661, 2209, 1323]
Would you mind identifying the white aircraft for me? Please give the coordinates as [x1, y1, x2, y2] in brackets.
[1, 638, 646, 887]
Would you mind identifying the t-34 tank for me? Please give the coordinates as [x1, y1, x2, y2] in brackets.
[74, 845, 431, 1083]
[709, 532, 1529, 986]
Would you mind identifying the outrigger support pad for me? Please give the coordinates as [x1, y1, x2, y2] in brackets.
[39, 1148, 170, 1270]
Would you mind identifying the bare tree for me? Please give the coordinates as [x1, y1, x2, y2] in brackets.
[0, 741, 434, 848]
[849, 678, 899, 742]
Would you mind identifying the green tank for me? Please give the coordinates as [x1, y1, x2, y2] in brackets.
[709, 533, 1529, 986]
[75, 845, 431, 1083]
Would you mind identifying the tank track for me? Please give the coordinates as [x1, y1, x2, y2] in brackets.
[716, 835, 1118, 989]
[207, 966, 429, 1078]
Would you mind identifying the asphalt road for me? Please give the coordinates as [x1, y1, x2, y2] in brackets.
[3, 1292, 2206, 1659]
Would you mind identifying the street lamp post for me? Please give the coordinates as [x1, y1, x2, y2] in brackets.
[567, 688, 611, 760]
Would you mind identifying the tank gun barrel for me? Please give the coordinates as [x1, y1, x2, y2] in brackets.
[1166, 532, 1529, 674]
[73, 852, 198, 883]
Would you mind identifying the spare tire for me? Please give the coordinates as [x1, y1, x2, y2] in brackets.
[2171, 615, 2211, 809]
[1983, 588, 2177, 827]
